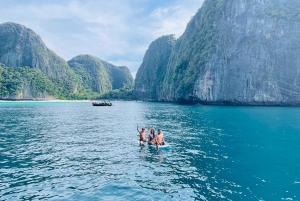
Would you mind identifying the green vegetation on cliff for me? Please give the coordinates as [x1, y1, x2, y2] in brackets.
[262, 0, 300, 21]
[102, 61, 134, 89]
[68, 55, 112, 94]
[134, 0, 227, 101]
[0, 63, 60, 98]
[134, 35, 176, 101]
[166, 0, 225, 96]
[98, 88, 134, 100]
[134, 0, 300, 105]
[0, 22, 134, 100]
[66, 88, 134, 100]
[0, 57, 134, 100]
[68, 54, 133, 94]
[0, 22, 81, 97]
[0, 64, 22, 96]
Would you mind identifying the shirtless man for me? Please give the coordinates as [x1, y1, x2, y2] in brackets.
[156, 129, 169, 149]
[137, 125, 149, 146]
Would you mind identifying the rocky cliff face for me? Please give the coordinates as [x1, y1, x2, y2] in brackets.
[0, 22, 133, 100]
[134, 35, 176, 101]
[136, 0, 300, 105]
[0, 22, 80, 98]
[101, 60, 134, 90]
[191, 0, 300, 105]
[68, 54, 133, 93]
[0, 63, 59, 99]
[68, 55, 112, 93]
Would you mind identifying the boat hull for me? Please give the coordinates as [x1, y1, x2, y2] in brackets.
[92, 102, 112, 106]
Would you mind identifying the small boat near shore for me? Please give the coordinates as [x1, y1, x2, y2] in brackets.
[92, 101, 112, 106]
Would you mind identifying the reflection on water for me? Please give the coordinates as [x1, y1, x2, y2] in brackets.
[0, 102, 300, 200]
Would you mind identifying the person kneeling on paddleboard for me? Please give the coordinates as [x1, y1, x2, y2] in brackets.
[156, 129, 169, 149]
[137, 125, 149, 146]
[148, 127, 156, 145]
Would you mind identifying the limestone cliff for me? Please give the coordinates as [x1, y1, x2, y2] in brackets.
[134, 35, 176, 101]
[68, 55, 133, 93]
[68, 55, 112, 93]
[0, 22, 80, 99]
[0, 63, 59, 99]
[190, 0, 300, 105]
[102, 60, 134, 90]
[0, 22, 133, 100]
[137, 0, 300, 105]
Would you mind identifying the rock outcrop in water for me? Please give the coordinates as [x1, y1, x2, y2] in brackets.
[68, 54, 133, 93]
[135, 0, 300, 106]
[134, 35, 176, 101]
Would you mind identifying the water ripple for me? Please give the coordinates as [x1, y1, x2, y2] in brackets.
[1, 102, 300, 200]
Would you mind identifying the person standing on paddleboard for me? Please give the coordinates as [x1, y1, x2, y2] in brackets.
[156, 129, 169, 149]
[137, 125, 149, 146]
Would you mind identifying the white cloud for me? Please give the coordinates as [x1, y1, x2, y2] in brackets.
[0, 0, 204, 74]
[148, 0, 204, 38]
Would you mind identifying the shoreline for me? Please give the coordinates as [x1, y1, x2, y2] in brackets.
[0, 99, 137, 103]
[2, 98, 300, 107]
[0, 99, 92, 102]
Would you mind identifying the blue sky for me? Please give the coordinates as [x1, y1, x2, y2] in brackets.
[0, 0, 204, 77]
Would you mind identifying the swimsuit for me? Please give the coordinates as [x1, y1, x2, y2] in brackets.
[149, 135, 155, 142]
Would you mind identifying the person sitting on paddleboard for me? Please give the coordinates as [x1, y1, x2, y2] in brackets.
[148, 127, 156, 145]
[156, 129, 169, 149]
[137, 125, 149, 146]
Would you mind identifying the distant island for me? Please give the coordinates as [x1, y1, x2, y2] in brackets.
[1, 0, 300, 105]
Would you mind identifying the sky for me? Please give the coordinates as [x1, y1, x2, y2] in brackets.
[0, 0, 204, 77]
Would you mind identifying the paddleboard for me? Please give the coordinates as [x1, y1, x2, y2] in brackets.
[158, 145, 171, 149]
[149, 144, 171, 149]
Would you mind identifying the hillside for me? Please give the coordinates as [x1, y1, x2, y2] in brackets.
[0, 22, 133, 100]
[134, 35, 176, 101]
[68, 54, 133, 94]
[0, 22, 81, 99]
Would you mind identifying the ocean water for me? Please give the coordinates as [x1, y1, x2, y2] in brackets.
[0, 101, 300, 200]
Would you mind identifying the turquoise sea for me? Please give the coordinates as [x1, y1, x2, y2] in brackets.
[0, 101, 300, 200]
